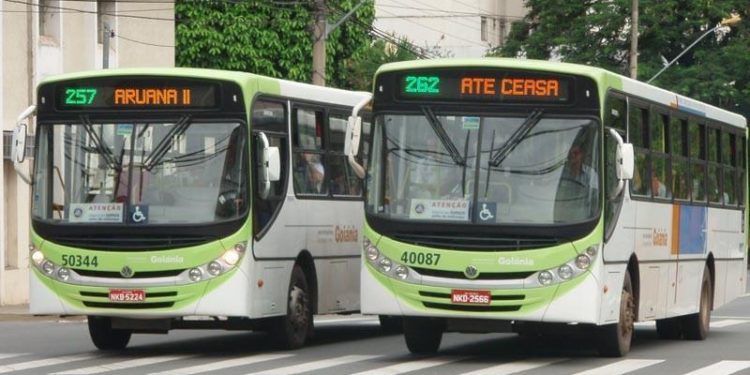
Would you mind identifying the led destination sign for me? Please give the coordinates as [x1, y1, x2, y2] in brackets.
[397, 69, 572, 103]
[55, 78, 218, 110]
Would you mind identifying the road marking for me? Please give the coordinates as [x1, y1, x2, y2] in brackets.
[248, 354, 379, 375]
[0, 354, 99, 374]
[52, 355, 192, 375]
[314, 316, 378, 325]
[682, 360, 750, 375]
[149, 354, 293, 375]
[0, 354, 27, 361]
[711, 319, 748, 328]
[572, 359, 664, 375]
[458, 358, 566, 375]
[350, 356, 470, 375]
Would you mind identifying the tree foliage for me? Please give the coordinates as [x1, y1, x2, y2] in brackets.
[175, 0, 376, 90]
[343, 37, 419, 91]
[491, 1, 750, 117]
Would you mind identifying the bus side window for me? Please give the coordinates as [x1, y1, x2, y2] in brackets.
[629, 103, 649, 197]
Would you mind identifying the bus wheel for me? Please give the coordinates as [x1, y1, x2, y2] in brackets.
[655, 317, 682, 339]
[598, 272, 634, 357]
[378, 315, 403, 333]
[403, 317, 442, 354]
[88, 316, 131, 350]
[682, 266, 712, 340]
[272, 265, 312, 349]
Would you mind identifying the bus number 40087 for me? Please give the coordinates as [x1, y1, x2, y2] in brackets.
[400, 251, 440, 266]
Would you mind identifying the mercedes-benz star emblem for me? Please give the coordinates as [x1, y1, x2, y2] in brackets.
[464, 265, 479, 279]
[120, 266, 134, 278]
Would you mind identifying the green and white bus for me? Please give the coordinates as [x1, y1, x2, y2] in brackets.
[345, 58, 748, 356]
[13, 68, 371, 350]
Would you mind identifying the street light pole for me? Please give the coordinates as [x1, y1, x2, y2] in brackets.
[647, 14, 741, 84]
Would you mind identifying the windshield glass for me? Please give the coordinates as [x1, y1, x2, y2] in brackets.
[32, 120, 247, 225]
[366, 113, 600, 225]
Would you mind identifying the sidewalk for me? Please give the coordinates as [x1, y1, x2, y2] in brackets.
[0, 304, 84, 322]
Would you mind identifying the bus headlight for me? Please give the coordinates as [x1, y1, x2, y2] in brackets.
[42, 261, 55, 275]
[57, 268, 71, 281]
[188, 268, 203, 282]
[363, 237, 415, 282]
[531, 244, 599, 287]
[207, 261, 223, 276]
[31, 249, 45, 266]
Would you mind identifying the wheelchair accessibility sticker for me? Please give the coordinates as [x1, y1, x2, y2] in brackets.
[128, 205, 149, 224]
[475, 202, 497, 223]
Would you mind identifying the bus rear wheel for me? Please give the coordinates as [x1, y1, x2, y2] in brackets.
[682, 266, 712, 340]
[403, 317, 442, 354]
[272, 265, 312, 349]
[88, 316, 131, 350]
[597, 272, 634, 357]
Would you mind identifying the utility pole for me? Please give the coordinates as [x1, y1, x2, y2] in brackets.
[312, 0, 326, 86]
[311, 0, 370, 86]
[103, 23, 112, 69]
[629, 0, 638, 79]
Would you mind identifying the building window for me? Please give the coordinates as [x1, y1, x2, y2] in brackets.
[39, 0, 61, 43]
[481, 16, 488, 42]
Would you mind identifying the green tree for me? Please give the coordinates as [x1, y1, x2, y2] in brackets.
[490, 1, 750, 117]
[175, 0, 375, 89]
[343, 37, 419, 91]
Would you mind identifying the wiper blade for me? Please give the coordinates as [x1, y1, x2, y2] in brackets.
[80, 116, 119, 171]
[143, 115, 191, 171]
[421, 106, 465, 166]
[489, 109, 543, 167]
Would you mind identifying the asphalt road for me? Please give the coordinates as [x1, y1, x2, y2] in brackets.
[2, 289, 750, 374]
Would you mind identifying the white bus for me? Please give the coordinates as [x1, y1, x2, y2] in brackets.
[14, 68, 371, 350]
[345, 58, 748, 356]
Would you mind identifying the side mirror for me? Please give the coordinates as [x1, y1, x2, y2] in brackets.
[616, 143, 634, 180]
[344, 116, 362, 157]
[257, 132, 280, 199]
[12, 124, 27, 163]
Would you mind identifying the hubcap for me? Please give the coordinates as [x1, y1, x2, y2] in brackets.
[620, 290, 634, 339]
[289, 285, 309, 332]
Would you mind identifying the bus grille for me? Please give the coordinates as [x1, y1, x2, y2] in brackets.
[47, 234, 216, 251]
[82, 301, 175, 309]
[411, 267, 534, 280]
[391, 233, 558, 251]
[74, 269, 184, 279]
[419, 291, 524, 312]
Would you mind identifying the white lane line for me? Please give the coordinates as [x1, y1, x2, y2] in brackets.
[52, 355, 191, 374]
[682, 360, 750, 375]
[711, 319, 749, 328]
[248, 354, 380, 375]
[0, 354, 99, 374]
[0, 354, 27, 361]
[314, 317, 378, 325]
[572, 359, 664, 375]
[350, 356, 470, 375]
[149, 354, 293, 375]
[458, 358, 566, 375]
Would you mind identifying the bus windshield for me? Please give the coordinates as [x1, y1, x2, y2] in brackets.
[32, 120, 248, 225]
[366, 112, 600, 225]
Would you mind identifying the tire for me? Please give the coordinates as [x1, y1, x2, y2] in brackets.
[88, 316, 131, 350]
[682, 266, 712, 340]
[598, 272, 635, 357]
[272, 265, 313, 349]
[378, 315, 403, 333]
[403, 317, 443, 354]
[655, 317, 682, 339]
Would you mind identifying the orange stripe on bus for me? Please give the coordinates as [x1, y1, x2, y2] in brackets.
[671, 204, 680, 255]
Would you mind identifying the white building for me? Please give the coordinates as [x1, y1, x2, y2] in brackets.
[0, 0, 174, 306]
[375, 0, 526, 58]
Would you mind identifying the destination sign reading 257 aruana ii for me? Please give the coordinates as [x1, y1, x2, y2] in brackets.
[399, 69, 571, 103]
[57, 78, 217, 110]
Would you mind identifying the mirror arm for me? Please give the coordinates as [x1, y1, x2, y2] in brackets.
[258, 132, 271, 199]
[346, 93, 372, 180]
[608, 128, 625, 198]
[14, 105, 36, 185]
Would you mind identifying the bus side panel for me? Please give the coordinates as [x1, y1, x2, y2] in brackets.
[315, 257, 360, 313]
[249, 259, 292, 318]
[29, 270, 68, 314]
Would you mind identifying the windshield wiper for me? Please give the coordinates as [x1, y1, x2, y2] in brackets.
[143, 115, 191, 171]
[80, 115, 119, 171]
[489, 109, 543, 167]
[421, 106, 465, 166]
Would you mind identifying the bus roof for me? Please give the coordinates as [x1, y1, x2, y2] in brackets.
[375, 58, 746, 129]
[39, 67, 371, 108]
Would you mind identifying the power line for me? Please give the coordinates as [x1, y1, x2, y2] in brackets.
[4, 0, 175, 21]
[116, 33, 173, 48]
[377, 7, 487, 48]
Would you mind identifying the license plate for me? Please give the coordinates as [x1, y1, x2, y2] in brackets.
[451, 289, 491, 305]
[108, 289, 145, 302]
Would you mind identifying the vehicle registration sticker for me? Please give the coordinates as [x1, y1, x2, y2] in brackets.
[108, 289, 145, 302]
[451, 289, 491, 305]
